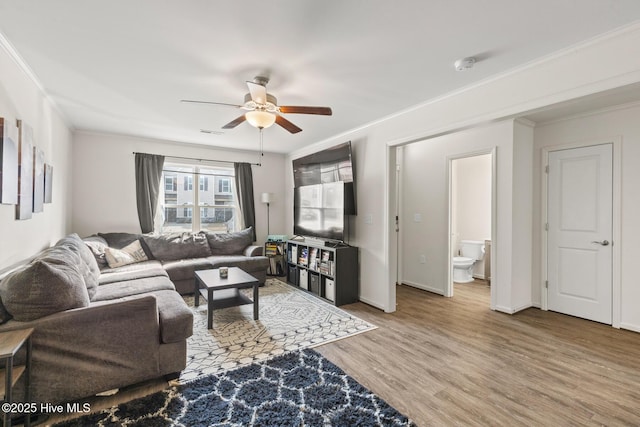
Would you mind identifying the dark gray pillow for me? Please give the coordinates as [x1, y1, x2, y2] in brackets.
[0, 297, 12, 324]
[98, 232, 142, 249]
[55, 234, 100, 299]
[206, 227, 253, 255]
[0, 248, 90, 321]
[142, 232, 211, 261]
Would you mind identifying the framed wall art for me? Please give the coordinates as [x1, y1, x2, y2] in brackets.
[16, 120, 33, 220]
[0, 117, 19, 205]
[33, 147, 44, 212]
[44, 163, 53, 203]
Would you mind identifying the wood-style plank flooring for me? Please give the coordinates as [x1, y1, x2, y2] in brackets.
[316, 281, 640, 426]
[46, 281, 640, 426]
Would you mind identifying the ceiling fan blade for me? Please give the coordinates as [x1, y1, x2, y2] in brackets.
[246, 81, 267, 104]
[279, 106, 333, 115]
[222, 115, 247, 129]
[275, 115, 302, 134]
[181, 99, 242, 108]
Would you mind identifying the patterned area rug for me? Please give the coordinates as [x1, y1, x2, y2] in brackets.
[182, 278, 376, 381]
[55, 349, 416, 427]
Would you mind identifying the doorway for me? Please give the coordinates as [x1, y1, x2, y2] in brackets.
[447, 150, 495, 300]
[545, 143, 613, 324]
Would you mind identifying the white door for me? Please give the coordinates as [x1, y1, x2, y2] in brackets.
[547, 144, 612, 324]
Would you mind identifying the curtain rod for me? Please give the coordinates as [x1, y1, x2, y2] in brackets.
[132, 152, 261, 167]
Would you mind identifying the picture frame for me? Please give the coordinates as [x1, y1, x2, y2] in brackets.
[16, 120, 33, 220]
[44, 163, 53, 203]
[0, 117, 19, 205]
[32, 147, 44, 212]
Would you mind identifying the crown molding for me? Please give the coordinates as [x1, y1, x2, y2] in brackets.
[0, 29, 73, 129]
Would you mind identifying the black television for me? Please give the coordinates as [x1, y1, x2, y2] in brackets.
[292, 141, 356, 215]
[294, 182, 345, 241]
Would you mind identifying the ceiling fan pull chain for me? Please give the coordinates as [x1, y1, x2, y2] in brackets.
[259, 128, 264, 166]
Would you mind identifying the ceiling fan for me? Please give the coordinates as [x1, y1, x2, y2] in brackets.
[181, 76, 332, 134]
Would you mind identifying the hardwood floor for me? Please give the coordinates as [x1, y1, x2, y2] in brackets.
[46, 280, 640, 426]
[315, 281, 640, 426]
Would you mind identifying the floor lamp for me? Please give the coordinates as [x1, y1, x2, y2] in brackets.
[261, 192, 273, 236]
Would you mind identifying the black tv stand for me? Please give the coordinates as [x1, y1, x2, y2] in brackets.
[286, 239, 358, 306]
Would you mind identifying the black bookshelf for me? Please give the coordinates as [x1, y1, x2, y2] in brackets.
[286, 239, 358, 306]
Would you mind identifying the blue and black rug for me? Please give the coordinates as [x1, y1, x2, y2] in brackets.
[56, 349, 416, 426]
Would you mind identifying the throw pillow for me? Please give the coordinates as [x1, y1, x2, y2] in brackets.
[104, 240, 149, 268]
[142, 232, 211, 261]
[54, 234, 101, 299]
[206, 226, 253, 255]
[83, 235, 109, 269]
[0, 298, 12, 324]
[0, 247, 90, 321]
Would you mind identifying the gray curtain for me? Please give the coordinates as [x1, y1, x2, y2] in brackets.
[135, 153, 165, 233]
[234, 162, 256, 241]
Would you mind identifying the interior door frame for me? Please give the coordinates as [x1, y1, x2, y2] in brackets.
[541, 137, 622, 328]
[446, 147, 497, 309]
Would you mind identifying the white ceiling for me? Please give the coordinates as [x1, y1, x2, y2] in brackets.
[1, 1, 640, 154]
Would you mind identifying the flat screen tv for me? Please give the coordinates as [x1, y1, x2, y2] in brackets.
[294, 182, 345, 241]
[292, 141, 356, 215]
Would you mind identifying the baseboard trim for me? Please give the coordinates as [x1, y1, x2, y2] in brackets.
[358, 296, 386, 311]
[494, 303, 533, 314]
[401, 281, 445, 296]
[619, 322, 640, 333]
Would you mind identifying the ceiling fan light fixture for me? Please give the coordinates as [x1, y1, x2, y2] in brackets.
[245, 110, 276, 129]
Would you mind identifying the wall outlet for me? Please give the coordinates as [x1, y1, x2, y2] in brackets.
[364, 213, 373, 224]
[419, 254, 426, 264]
[414, 213, 422, 222]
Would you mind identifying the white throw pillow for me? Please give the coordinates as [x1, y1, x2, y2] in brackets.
[104, 240, 148, 268]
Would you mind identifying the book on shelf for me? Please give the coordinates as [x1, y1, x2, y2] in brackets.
[290, 245, 297, 263]
[265, 242, 278, 256]
[298, 247, 308, 265]
[309, 247, 318, 270]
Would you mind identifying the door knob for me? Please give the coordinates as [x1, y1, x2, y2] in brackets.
[591, 240, 610, 246]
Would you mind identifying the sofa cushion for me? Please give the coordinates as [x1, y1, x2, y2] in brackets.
[142, 232, 211, 261]
[105, 240, 149, 268]
[205, 227, 253, 255]
[92, 275, 175, 301]
[83, 235, 109, 269]
[207, 255, 269, 274]
[98, 261, 168, 286]
[55, 234, 100, 299]
[0, 247, 90, 321]
[161, 258, 214, 283]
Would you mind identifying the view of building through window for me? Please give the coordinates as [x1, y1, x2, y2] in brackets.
[158, 163, 238, 233]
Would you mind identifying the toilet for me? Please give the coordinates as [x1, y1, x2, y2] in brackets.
[452, 240, 485, 283]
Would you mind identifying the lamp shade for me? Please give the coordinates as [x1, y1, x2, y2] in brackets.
[261, 192, 273, 204]
[246, 111, 276, 129]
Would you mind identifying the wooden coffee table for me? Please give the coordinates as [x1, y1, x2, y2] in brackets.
[194, 267, 259, 329]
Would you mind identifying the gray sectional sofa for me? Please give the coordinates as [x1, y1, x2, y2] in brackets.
[0, 227, 269, 405]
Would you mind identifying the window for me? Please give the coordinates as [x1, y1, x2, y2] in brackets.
[183, 176, 193, 191]
[199, 176, 209, 191]
[165, 176, 177, 192]
[217, 178, 231, 194]
[158, 163, 238, 233]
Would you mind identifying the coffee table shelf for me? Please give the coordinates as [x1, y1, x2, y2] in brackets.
[198, 288, 253, 310]
[194, 268, 259, 329]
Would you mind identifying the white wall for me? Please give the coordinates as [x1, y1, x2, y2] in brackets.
[532, 102, 640, 332]
[72, 131, 286, 245]
[286, 22, 640, 313]
[399, 120, 531, 312]
[452, 153, 492, 277]
[0, 40, 73, 271]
